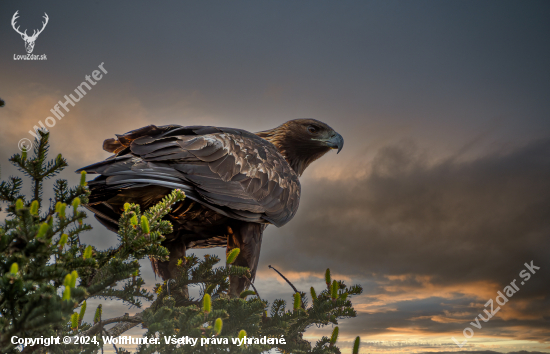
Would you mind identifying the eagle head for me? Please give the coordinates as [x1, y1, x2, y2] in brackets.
[256, 118, 344, 176]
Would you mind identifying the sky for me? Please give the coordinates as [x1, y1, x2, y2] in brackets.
[1, 1, 550, 353]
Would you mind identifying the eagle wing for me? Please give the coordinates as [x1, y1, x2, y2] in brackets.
[78, 124, 301, 227]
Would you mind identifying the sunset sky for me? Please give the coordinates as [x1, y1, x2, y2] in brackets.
[1, 1, 549, 353]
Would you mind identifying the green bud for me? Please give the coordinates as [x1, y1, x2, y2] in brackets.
[58, 234, 68, 248]
[10, 263, 19, 274]
[83, 245, 93, 260]
[226, 248, 240, 264]
[62, 286, 71, 301]
[330, 326, 339, 346]
[30, 200, 39, 215]
[325, 268, 331, 287]
[331, 280, 339, 300]
[15, 199, 24, 211]
[57, 153, 63, 161]
[36, 223, 50, 239]
[202, 293, 212, 314]
[238, 330, 247, 341]
[63, 274, 72, 287]
[94, 304, 102, 324]
[71, 312, 79, 330]
[214, 318, 223, 336]
[310, 286, 317, 300]
[58, 203, 67, 218]
[72, 197, 81, 211]
[130, 214, 138, 227]
[70, 270, 78, 288]
[124, 203, 131, 211]
[79, 301, 87, 323]
[21, 147, 27, 160]
[293, 292, 301, 311]
[47, 215, 53, 226]
[239, 290, 256, 299]
[140, 215, 150, 234]
[55, 201, 62, 213]
[80, 170, 87, 186]
[353, 336, 360, 354]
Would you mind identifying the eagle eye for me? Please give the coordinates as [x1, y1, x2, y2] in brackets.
[307, 125, 318, 134]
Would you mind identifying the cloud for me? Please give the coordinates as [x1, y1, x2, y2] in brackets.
[259, 138, 550, 344]
[2, 86, 548, 349]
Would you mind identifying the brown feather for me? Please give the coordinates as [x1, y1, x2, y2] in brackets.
[78, 119, 342, 295]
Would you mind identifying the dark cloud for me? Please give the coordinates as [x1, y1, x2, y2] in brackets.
[263, 138, 550, 283]
[259, 139, 550, 341]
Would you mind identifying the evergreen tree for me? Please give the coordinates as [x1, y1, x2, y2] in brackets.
[0, 132, 364, 354]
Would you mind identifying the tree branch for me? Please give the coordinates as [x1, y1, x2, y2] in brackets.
[105, 319, 143, 337]
[269, 265, 299, 293]
[80, 312, 144, 337]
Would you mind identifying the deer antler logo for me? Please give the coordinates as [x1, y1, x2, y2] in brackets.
[11, 11, 49, 54]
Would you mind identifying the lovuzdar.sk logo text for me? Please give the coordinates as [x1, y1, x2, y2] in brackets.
[12, 10, 48, 60]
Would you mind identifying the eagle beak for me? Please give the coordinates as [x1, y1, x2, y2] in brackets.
[325, 132, 344, 154]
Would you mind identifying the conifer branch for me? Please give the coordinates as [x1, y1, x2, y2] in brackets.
[269, 264, 299, 293]
[0, 132, 363, 354]
[81, 312, 144, 337]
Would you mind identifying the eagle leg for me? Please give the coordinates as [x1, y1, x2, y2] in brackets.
[227, 222, 265, 297]
[151, 239, 189, 299]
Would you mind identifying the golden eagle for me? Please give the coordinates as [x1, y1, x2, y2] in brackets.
[77, 119, 343, 294]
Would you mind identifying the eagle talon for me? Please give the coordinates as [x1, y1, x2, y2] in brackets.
[166, 278, 176, 296]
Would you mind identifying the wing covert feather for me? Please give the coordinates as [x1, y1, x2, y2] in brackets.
[78, 125, 300, 226]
